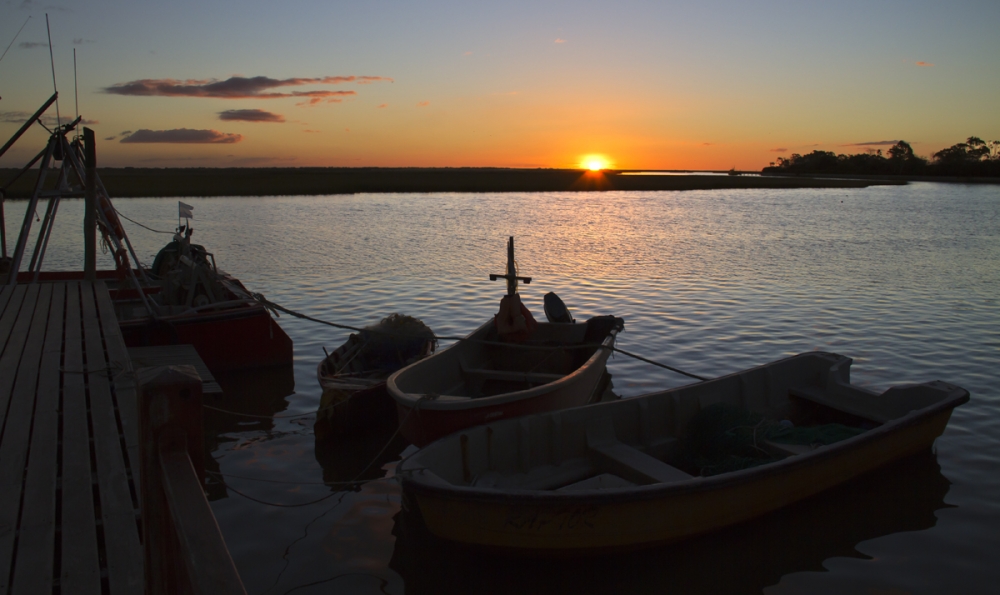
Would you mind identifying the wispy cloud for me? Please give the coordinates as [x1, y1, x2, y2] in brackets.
[417, 101, 430, 107]
[120, 129, 243, 144]
[219, 109, 285, 122]
[73, 38, 95, 45]
[702, 142, 714, 146]
[842, 140, 899, 146]
[916, 61, 933, 67]
[19, 41, 48, 49]
[0, 111, 96, 126]
[377, 103, 388, 108]
[463, 51, 472, 56]
[103, 75, 390, 99]
[554, 38, 566, 44]
[769, 147, 788, 153]
[104, 136, 117, 141]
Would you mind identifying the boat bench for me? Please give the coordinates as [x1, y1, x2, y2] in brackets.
[586, 418, 692, 485]
[460, 366, 564, 385]
[789, 385, 891, 424]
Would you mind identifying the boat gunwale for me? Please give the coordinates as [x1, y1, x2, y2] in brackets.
[398, 360, 969, 505]
[387, 318, 621, 412]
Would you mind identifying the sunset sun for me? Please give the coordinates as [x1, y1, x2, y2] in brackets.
[581, 155, 609, 171]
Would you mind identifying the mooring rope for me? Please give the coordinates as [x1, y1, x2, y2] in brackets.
[250, 292, 707, 380]
[113, 205, 174, 234]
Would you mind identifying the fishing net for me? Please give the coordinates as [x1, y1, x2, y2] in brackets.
[676, 402, 866, 476]
[358, 313, 437, 373]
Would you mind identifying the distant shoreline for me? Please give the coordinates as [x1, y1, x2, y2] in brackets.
[0, 167, 906, 199]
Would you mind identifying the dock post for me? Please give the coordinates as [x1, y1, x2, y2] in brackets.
[83, 127, 96, 281]
[138, 365, 245, 595]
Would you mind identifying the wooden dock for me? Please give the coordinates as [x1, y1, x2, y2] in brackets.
[0, 281, 143, 594]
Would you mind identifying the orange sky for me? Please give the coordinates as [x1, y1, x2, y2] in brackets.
[2, 1, 998, 170]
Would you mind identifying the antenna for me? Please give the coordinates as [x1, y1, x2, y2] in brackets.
[45, 13, 61, 128]
[0, 16, 31, 65]
[74, 48, 79, 122]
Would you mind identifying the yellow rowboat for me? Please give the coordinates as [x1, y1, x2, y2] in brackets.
[396, 351, 969, 552]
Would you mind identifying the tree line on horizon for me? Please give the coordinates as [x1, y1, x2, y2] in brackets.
[762, 137, 1000, 177]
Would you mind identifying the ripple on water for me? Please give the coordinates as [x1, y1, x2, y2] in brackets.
[13, 183, 1000, 592]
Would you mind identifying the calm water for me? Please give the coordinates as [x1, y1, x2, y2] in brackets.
[15, 182, 1000, 593]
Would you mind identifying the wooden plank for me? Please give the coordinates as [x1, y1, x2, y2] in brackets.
[0, 285, 25, 341]
[128, 344, 223, 396]
[10, 283, 65, 594]
[80, 282, 143, 595]
[0, 285, 37, 423]
[0, 286, 16, 323]
[0, 283, 52, 594]
[95, 282, 143, 498]
[160, 449, 247, 595]
[59, 282, 102, 595]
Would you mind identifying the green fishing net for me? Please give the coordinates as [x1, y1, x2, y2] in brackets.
[676, 403, 866, 476]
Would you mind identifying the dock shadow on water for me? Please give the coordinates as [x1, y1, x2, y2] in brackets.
[390, 451, 951, 594]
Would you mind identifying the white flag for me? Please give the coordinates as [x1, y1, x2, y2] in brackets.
[178, 201, 194, 219]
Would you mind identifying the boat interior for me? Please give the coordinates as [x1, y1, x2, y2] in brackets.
[405, 352, 964, 490]
[392, 316, 621, 400]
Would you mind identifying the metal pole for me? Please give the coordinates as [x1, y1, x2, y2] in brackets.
[6, 137, 55, 286]
[84, 128, 96, 281]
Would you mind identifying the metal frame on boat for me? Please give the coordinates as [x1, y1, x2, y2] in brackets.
[397, 351, 969, 552]
[0, 95, 292, 372]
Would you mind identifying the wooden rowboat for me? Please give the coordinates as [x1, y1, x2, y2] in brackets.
[387, 315, 624, 447]
[396, 351, 969, 552]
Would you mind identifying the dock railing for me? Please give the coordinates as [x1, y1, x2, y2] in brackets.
[137, 365, 247, 595]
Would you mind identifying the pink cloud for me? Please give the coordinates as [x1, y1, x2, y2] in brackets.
[554, 38, 566, 44]
[120, 129, 243, 144]
[417, 101, 430, 107]
[377, 103, 388, 108]
[916, 61, 933, 67]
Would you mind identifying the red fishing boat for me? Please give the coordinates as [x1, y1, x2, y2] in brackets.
[1, 95, 292, 372]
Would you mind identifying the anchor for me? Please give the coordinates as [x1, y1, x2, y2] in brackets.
[490, 236, 537, 341]
[489, 236, 532, 295]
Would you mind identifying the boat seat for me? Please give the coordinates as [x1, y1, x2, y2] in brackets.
[789, 385, 891, 423]
[557, 473, 636, 492]
[585, 418, 692, 485]
[460, 366, 564, 385]
[763, 440, 816, 457]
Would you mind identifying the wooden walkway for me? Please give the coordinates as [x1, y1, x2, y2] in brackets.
[0, 281, 143, 595]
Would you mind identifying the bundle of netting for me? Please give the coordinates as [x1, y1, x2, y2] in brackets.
[358, 313, 437, 373]
[676, 402, 865, 476]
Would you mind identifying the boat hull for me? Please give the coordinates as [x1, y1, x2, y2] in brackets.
[120, 302, 292, 372]
[389, 317, 621, 447]
[405, 408, 954, 551]
[398, 351, 969, 552]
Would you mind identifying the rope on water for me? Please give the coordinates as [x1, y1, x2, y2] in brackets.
[608, 346, 708, 381]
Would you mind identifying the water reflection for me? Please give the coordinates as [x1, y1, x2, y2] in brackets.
[204, 365, 296, 500]
[390, 451, 951, 594]
[313, 385, 409, 484]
